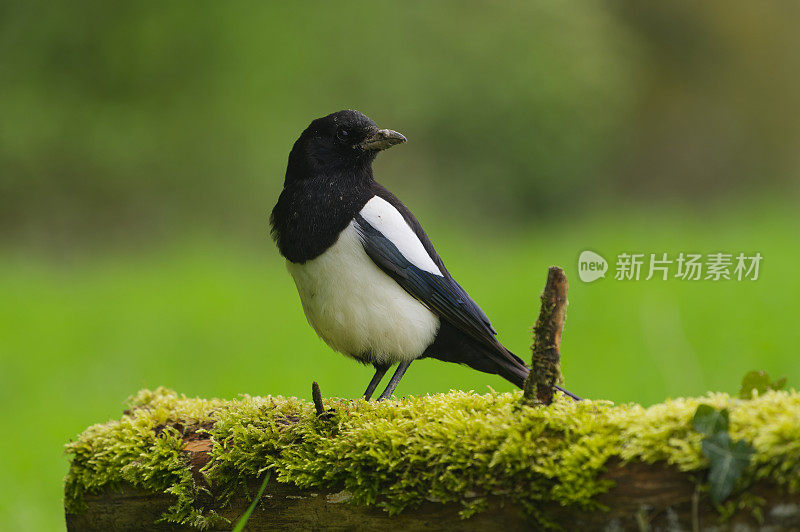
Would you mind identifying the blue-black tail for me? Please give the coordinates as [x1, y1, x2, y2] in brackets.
[422, 321, 580, 400]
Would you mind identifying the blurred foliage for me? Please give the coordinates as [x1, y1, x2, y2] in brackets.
[739, 370, 787, 399]
[1, 2, 800, 529]
[1, 1, 798, 243]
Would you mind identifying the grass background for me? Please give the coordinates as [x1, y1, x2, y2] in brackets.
[2, 197, 797, 530]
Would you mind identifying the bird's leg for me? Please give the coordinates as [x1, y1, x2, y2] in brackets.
[377, 361, 412, 401]
[362, 364, 390, 401]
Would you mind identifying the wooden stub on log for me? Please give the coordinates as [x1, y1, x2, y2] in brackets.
[312, 381, 325, 416]
[523, 266, 568, 404]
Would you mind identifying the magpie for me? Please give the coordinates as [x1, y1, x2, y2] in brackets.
[271, 110, 578, 401]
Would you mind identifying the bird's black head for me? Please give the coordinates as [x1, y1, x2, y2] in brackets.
[284, 110, 406, 186]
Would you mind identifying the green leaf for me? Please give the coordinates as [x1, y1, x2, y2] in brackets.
[232, 472, 271, 532]
[740, 370, 788, 399]
[772, 376, 788, 391]
[693, 405, 729, 435]
[701, 432, 754, 504]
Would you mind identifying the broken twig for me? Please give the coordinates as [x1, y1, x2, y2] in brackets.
[312, 381, 325, 416]
[523, 266, 569, 405]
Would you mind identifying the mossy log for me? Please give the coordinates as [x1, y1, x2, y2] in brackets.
[65, 388, 800, 531]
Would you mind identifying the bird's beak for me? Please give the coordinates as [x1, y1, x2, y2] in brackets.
[359, 128, 407, 151]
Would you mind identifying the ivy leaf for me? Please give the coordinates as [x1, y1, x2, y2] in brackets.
[740, 370, 788, 399]
[692, 405, 729, 435]
[701, 432, 755, 504]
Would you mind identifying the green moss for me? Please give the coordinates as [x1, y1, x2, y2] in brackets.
[65, 388, 800, 529]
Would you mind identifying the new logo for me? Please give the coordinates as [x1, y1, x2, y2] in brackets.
[578, 250, 608, 282]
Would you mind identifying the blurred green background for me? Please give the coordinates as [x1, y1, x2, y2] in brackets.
[1, 1, 799, 529]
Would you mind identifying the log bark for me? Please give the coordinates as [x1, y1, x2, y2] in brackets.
[66, 449, 800, 531]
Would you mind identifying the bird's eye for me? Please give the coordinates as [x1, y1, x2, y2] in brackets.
[336, 127, 350, 141]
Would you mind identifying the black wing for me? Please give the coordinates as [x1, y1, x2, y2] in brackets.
[353, 212, 506, 353]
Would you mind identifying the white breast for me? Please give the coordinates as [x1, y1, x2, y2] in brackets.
[286, 221, 440, 365]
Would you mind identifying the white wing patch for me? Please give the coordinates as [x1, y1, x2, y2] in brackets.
[358, 196, 443, 276]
